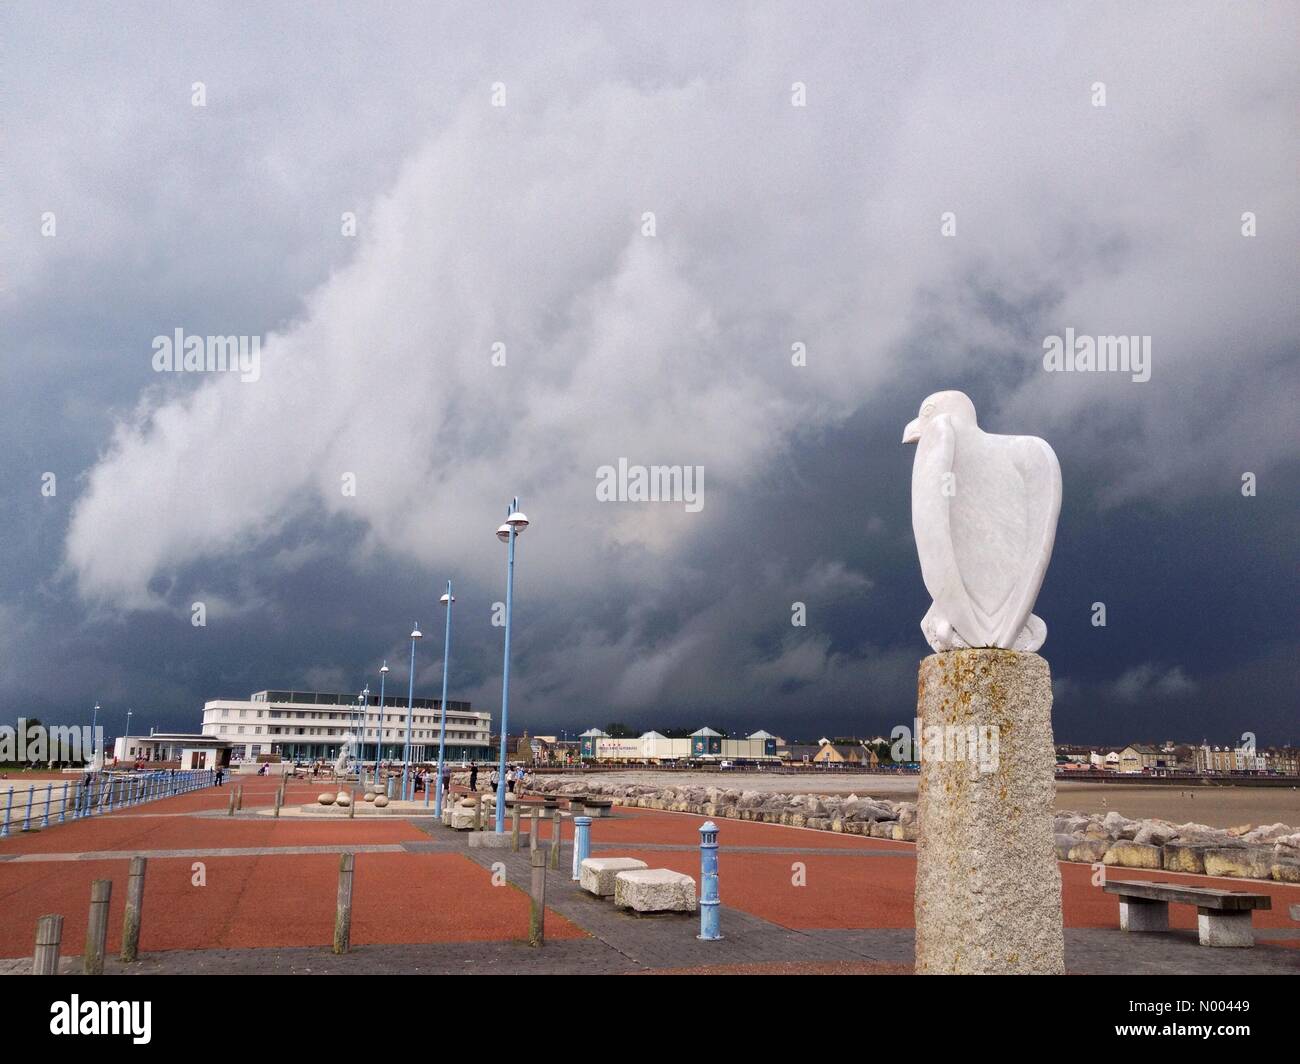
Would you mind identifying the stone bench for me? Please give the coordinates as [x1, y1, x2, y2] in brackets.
[584, 798, 614, 817]
[579, 857, 649, 897]
[1103, 879, 1271, 947]
[613, 869, 697, 913]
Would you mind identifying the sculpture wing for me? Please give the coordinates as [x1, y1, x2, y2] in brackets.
[912, 414, 986, 644]
[991, 434, 1061, 648]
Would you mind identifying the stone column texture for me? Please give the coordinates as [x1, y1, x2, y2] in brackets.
[914, 649, 1065, 974]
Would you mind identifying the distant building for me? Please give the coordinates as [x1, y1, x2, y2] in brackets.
[1194, 743, 1266, 774]
[1262, 747, 1300, 775]
[112, 733, 232, 770]
[577, 727, 778, 762]
[1118, 744, 1167, 773]
[201, 689, 491, 763]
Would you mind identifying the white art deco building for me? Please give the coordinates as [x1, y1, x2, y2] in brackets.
[200, 689, 492, 764]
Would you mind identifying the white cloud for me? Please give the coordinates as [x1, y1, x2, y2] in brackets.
[1111, 663, 1198, 704]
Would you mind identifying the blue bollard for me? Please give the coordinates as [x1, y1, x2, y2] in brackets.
[698, 820, 722, 941]
[1, 787, 12, 837]
[40, 783, 52, 828]
[571, 816, 592, 881]
[387, 776, 396, 800]
[22, 787, 34, 831]
[58, 782, 69, 824]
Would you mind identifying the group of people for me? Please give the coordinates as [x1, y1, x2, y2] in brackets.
[466, 763, 528, 794]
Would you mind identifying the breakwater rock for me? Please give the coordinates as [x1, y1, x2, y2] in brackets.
[517, 775, 1299, 883]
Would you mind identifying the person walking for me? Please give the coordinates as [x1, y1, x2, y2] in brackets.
[215, 766, 224, 787]
[469, 763, 479, 792]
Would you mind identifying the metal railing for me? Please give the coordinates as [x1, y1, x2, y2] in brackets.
[0, 769, 217, 838]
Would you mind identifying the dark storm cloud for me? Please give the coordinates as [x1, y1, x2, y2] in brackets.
[1, 3, 1296, 747]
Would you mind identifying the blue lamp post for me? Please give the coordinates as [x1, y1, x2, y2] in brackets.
[125, 708, 133, 765]
[402, 624, 422, 801]
[433, 581, 455, 815]
[90, 701, 100, 770]
[494, 498, 529, 832]
[376, 661, 388, 773]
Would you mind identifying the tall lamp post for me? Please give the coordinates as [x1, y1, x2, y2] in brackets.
[357, 687, 369, 782]
[125, 708, 133, 764]
[402, 624, 422, 801]
[433, 581, 454, 815]
[494, 498, 529, 832]
[91, 701, 100, 771]
[376, 661, 388, 774]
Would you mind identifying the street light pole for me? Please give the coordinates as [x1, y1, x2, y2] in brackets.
[376, 661, 388, 775]
[403, 624, 422, 801]
[494, 498, 529, 832]
[358, 687, 369, 782]
[91, 702, 100, 771]
[434, 581, 454, 815]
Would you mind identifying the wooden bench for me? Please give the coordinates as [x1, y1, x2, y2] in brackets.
[1103, 879, 1271, 948]
[584, 798, 614, 817]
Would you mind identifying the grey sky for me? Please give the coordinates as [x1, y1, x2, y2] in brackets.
[2, 3, 1296, 745]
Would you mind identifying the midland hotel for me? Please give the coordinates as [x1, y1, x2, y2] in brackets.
[200, 689, 493, 763]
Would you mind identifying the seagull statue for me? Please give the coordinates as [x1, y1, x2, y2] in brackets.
[902, 390, 1061, 653]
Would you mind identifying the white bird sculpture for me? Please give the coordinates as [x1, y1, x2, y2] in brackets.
[902, 390, 1061, 653]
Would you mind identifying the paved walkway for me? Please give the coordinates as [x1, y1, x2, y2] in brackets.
[0, 776, 1295, 974]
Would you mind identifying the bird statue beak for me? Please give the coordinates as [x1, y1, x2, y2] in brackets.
[902, 418, 922, 444]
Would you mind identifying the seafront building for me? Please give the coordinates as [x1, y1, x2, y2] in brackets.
[199, 689, 492, 764]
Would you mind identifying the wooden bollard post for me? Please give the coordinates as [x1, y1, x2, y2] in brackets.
[236, 785, 243, 811]
[349, 788, 356, 819]
[273, 789, 281, 819]
[333, 853, 355, 955]
[32, 914, 63, 975]
[549, 807, 561, 870]
[227, 786, 237, 816]
[528, 848, 546, 947]
[530, 807, 539, 852]
[121, 856, 147, 963]
[473, 796, 483, 832]
[511, 803, 520, 851]
[83, 879, 112, 975]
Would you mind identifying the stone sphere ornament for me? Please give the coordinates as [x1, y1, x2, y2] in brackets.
[373, 795, 389, 808]
[318, 793, 335, 806]
[336, 791, 351, 806]
[902, 390, 1061, 652]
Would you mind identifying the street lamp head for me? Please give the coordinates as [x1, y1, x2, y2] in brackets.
[380, 662, 389, 674]
[506, 510, 529, 531]
[496, 523, 512, 543]
[439, 592, 455, 604]
[411, 625, 423, 640]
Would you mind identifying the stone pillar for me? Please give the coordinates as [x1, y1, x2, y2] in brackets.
[913, 649, 1064, 974]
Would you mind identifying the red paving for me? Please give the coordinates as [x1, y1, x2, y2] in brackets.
[2, 782, 1297, 961]
[0, 852, 584, 958]
[0, 813, 427, 855]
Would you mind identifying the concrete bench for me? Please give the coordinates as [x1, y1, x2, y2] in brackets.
[584, 798, 614, 817]
[613, 868, 697, 913]
[580, 857, 648, 897]
[1103, 879, 1271, 947]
